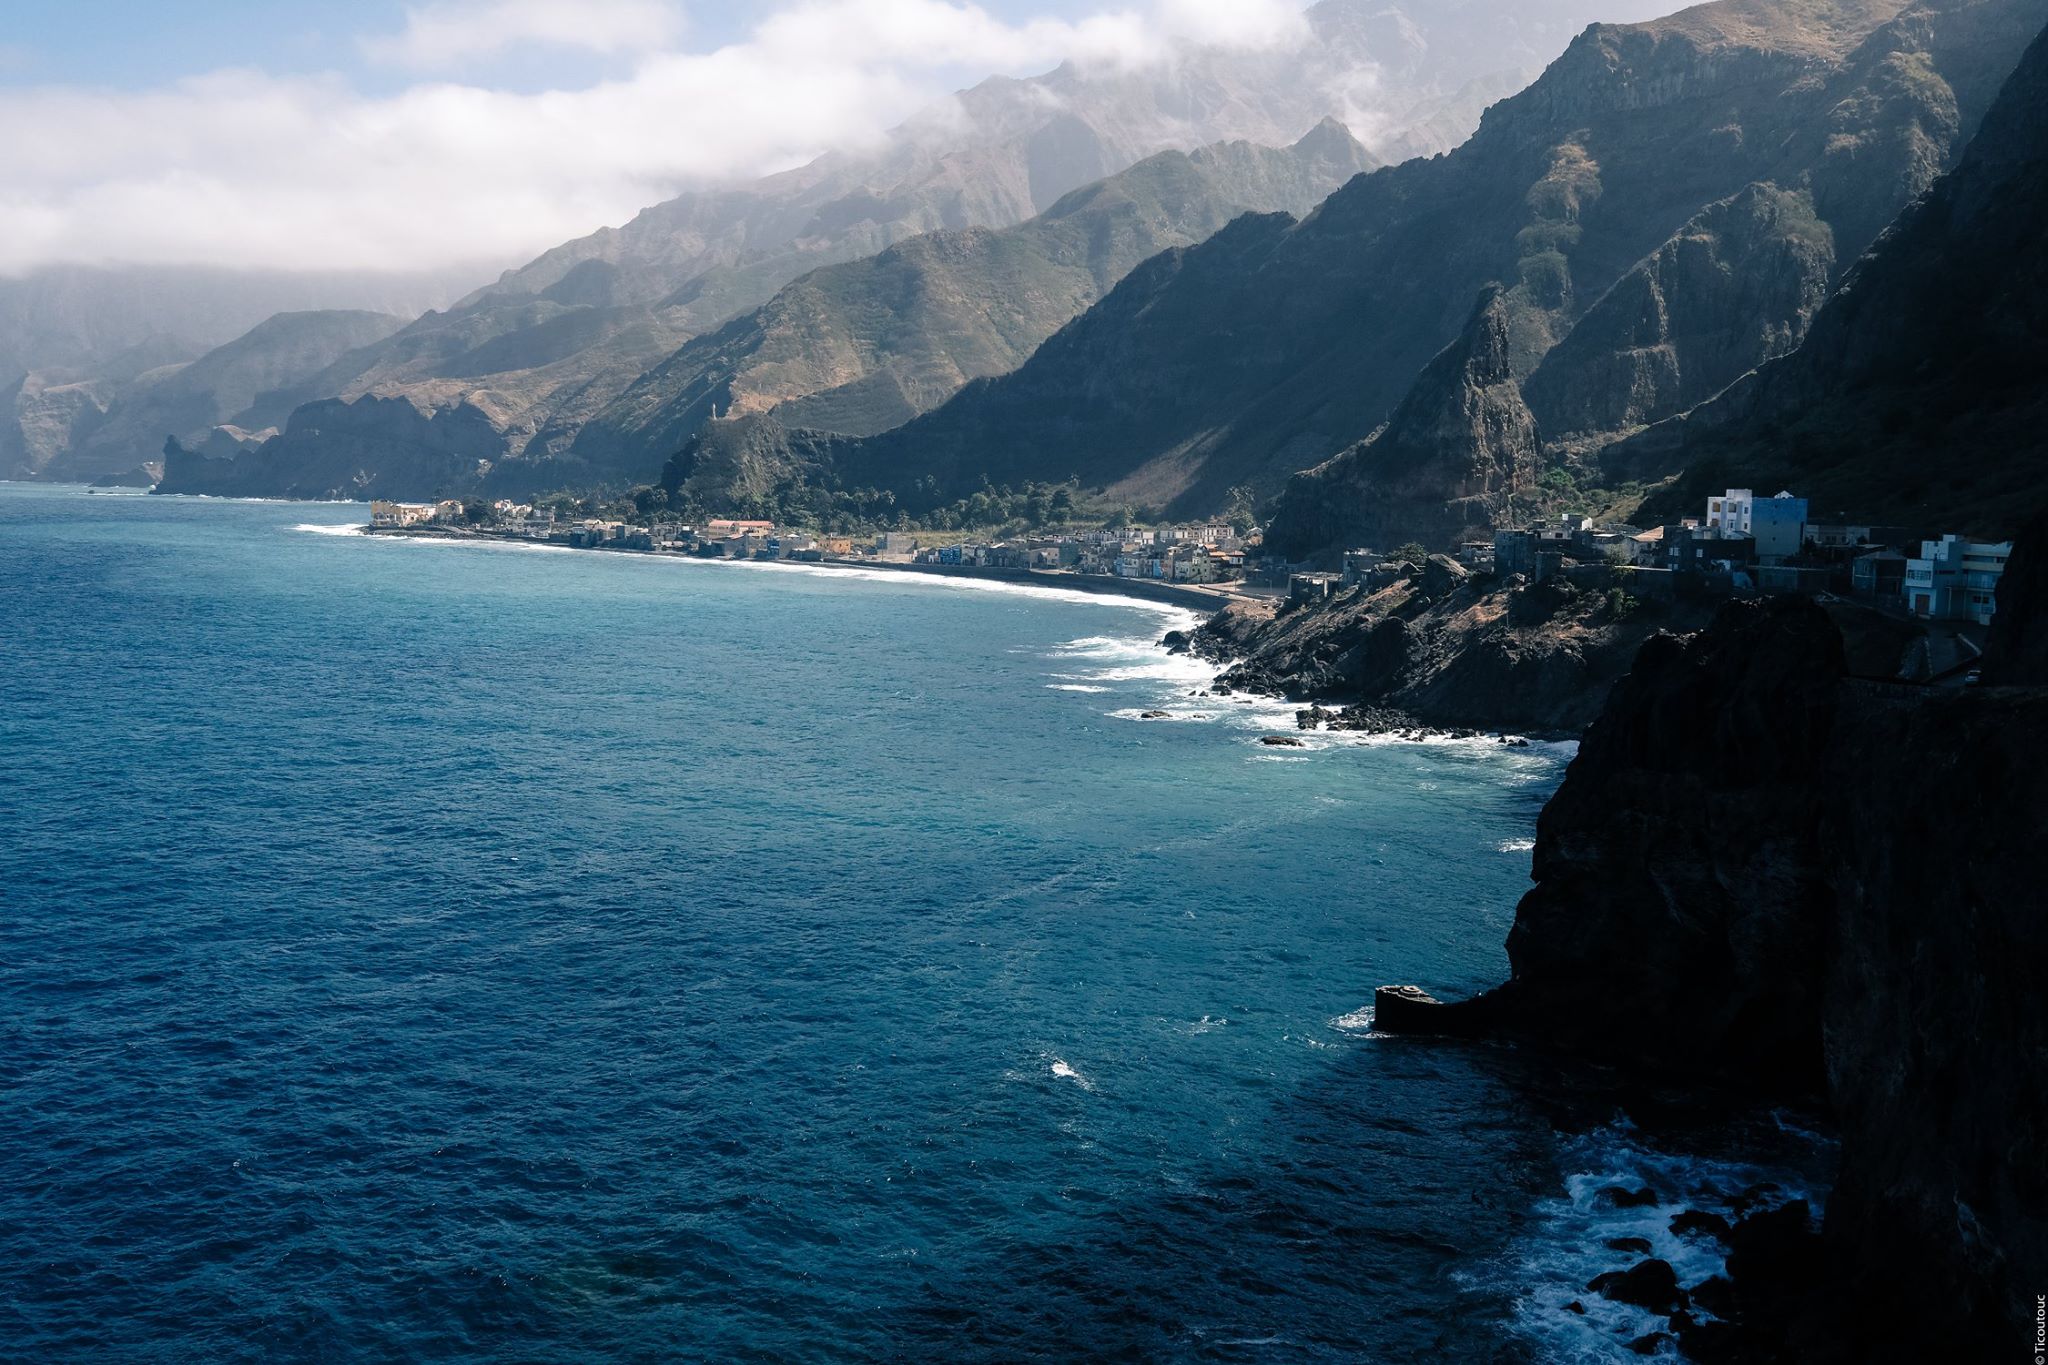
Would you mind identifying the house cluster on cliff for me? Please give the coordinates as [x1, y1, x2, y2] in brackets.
[1456, 488, 2016, 625]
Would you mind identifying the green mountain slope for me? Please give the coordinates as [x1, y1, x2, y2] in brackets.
[565, 123, 1377, 473]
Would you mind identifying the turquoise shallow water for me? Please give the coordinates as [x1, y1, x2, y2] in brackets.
[0, 486, 1823, 1361]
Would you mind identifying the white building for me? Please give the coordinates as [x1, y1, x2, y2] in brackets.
[1905, 536, 2012, 624]
[1706, 489, 1808, 560]
[369, 500, 436, 527]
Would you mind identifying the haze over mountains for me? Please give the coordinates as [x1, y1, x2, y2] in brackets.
[0, 265, 480, 479]
[546, 0, 2036, 552]
[804, 0, 2039, 544]
[18, 0, 1665, 487]
[34, 0, 2048, 560]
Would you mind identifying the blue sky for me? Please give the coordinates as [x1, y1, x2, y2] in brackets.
[0, 1, 1111, 92]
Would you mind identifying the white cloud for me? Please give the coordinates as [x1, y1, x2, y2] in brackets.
[0, 0, 1319, 276]
[363, 0, 687, 69]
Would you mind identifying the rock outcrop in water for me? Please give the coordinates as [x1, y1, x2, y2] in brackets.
[1379, 524, 2048, 1355]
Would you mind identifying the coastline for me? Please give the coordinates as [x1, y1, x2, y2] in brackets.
[358, 523, 1260, 615]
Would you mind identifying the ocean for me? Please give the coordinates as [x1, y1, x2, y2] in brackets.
[0, 485, 1829, 1361]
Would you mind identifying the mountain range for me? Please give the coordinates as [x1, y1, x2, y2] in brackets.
[586, 0, 2042, 552]
[33, 0, 1666, 490]
[125, 0, 2048, 563]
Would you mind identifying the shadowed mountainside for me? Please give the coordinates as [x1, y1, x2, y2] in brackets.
[158, 127, 1375, 500]
[1608, 15, 2048, 535]
[799, 0, 2042, 535]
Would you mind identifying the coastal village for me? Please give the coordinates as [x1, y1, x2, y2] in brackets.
[368, 498, 1270, 608]
[1279, 488, 2011, 641]
[370, 487, 2014, 640]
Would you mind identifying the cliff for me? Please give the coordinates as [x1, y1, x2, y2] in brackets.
[45, 309, 407, 480]
[1378, 534, 2048, 1355]
[1611, 16, 2048, 534]
[1521, 183, 1835, 439]
[157, 395, 507, 500]
[1260, 287, 1541, 558]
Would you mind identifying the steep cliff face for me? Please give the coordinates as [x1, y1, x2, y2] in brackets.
[1382, 537, 2048, 1355]
[1522, 183, 1835, 438]
[1503, 599, 1846, 1093]
[44, 310, 408, 480]
[1263, 288, 1541, 558]
[654, 415, 844, 516]
[1612, 17, 2048, 533]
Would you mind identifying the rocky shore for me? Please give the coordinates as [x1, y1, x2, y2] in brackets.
[1168, 555, 1718, 736]
[1374, 523, 2048, 1358]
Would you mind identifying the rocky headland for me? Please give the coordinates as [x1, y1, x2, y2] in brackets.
[1174, 556, 1719, 736]
[1372, 520, 2048, 1358]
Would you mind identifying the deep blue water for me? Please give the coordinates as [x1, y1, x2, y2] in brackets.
[0, 487, 1827, 1362]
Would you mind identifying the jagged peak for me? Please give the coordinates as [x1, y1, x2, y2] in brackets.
[1379, 285, 1524, 451]
[1291, 115, 1372, 163]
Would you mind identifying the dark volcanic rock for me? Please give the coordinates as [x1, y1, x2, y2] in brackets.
[1258, 734, 1304, 747]
[1594, 1185, 1661, 1210]
[1686, 1275, 1738, 1320]
[1604, 1236, 1653, 1255]
[1195, 579, 1714, 736]
[1501, 598, 1846, 1093]
[1670, 1209, 1734, 1244]
[1375, 524, 2048, 1354]
[1265, 287, 1540, 557]
[1587, 1257, 1685, 1314]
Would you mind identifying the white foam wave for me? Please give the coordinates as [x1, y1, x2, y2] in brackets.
[1047, 684, 1111, 693]
[1329, 1006, 1376, 1034]
[1049, 1058, 1096, 1091]
[1498, 838, 1536, 853]
[1497, 1119, 1833, 1361]
[291, 522, 364, 536]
